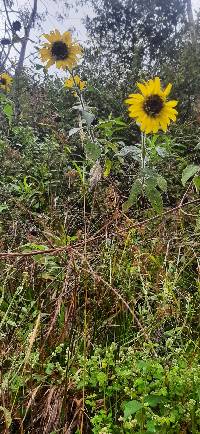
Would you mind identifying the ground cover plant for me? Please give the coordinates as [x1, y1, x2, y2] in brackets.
[0, 0, 200, 432]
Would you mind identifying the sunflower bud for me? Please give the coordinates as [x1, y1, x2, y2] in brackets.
[12, 20, 21, 32]
[1, 38, 11, 45]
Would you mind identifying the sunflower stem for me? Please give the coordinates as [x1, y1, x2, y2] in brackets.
[70, 70, 95, 143]
[141, 132, 146, 186]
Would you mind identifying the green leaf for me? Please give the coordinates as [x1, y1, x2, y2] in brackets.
[3, 103, 13, 125]
[145, 182, 163, 213]
[193, 176, 200, 191]
[104, 159, 112, 177]
[146, 420, 156, 433]
[0, 203, 8, 213]
[195, 215, 200, 232]
[156, 175, 167, 192]
[181, 164, 199, 186]
[35, 64, 44, 70]
[155, 146, 168, 158]
[0, 406, 12, 428]
[117, 145, 141, 161]
[124, 400, 143, 419]
[84, 141, 101, 162]
[68, 127, 81, 137]
[82, 110, 95, 126]
[144, 395, 162, 407]
[123, 179, 142, 212]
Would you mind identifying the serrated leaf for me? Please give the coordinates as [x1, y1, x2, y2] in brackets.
[124, 400, 143, 419]
[181, 164, 199, 186]
[123, 179, 142, 212]
[145, 183, 163, 213]
[104, 159, 112, 177]
[84, 141, 101, 162]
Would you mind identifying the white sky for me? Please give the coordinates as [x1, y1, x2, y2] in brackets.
[2, 0, 200, 42]
[0, 0, 200, 72]
[35, 0, 200, 40]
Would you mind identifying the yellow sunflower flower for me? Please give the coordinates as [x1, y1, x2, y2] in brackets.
[125, 77, 178, 134]
[64, 75, 86, 91]
[0, 72, 12, 92]
[39, 29, 82, 70]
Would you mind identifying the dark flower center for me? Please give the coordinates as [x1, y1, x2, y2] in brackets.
[0, 78, 7, 85]
[143, 95, 163, 117]
[51, 41, 69, 60]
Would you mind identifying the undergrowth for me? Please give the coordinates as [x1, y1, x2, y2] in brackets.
[0, 116, 200, 433]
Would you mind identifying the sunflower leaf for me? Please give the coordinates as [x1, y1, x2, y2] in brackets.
[84, 141, 101, 162]
[181, 165, 200, 186]
[145, 182, 163, 213]
[68, 127, 81, 137]
[156, 175, 167, 192]
[3, 102, 13, 125]
[104, 159, 112, 177]
[193, 176, 200, 191]
[123, 179, 142, 211]
[82, 110, 95, 126]
[117, 145, 141, 161]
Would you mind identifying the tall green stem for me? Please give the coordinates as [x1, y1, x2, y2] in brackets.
[141, 132, 146, 186]
[70, 70, 94, 142]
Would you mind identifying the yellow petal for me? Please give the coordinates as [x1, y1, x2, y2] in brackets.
[165, 100, 178, 108]
[64, 78, 73, 88]
[43, 30, 60, 42]
[127, 93, 144, 101]
[163, 83, 172, 97]
[164, 110, 177, 121]
[153, 77, 161, 94]
[63, 31, 72, 44]
[45, 59, 53, 68]
[145, 79, 155, 96]
[136, 82, 148, 96]
[159, 116, 168, 132]
[125, 98, 142, 106]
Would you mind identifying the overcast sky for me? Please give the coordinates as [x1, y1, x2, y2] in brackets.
[1, 0, 200, 72]
[2, 0, 200, 43]
[34, 0, 200, 41]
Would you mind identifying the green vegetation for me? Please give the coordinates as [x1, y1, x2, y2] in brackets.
[0, 0, 200, 433]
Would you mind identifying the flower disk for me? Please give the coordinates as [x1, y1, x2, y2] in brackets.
[0, 72, 13, 92]
[125, 77, 178, 134]
[39, 29, 82, 70]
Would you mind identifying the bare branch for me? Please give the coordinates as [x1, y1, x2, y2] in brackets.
[15, 0, 38, 74]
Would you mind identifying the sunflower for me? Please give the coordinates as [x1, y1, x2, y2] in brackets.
[0, 72, 13, 92]
[64, 75, 86, 91]
[39, 29, 82, 70]
[125, 77, 178, 134]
